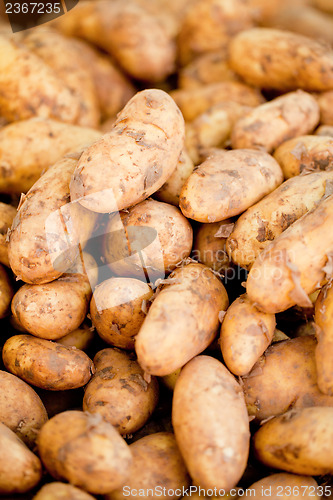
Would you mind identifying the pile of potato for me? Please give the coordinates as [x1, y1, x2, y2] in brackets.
[2, 0, 333, 498]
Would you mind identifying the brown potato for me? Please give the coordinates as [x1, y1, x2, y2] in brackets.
[316, 125, 333, 137]
[316, 90, 333, 125]
[83, 348, 159, 435]
[106, 433, 190, 500]
[220, 294, 276, 376]
[154, 149, 194, 206]
[90, 277, 153, 350]
[231, 91, 320, 153]
[0, 370, 48, 448]
[0, 422, 42, 495]
[314, 281, 333, 395]
[104, 199, 193, 279]
[70, 89, 185, 213]
[193, 221, 234, 275]
[33, 482, 96, 500]
[172, 355, 250, 491]
[246, 474, 320, 499]
[136, 263, 229, 376]
[11, 274, 91, 340]
[0, 202, 16, 266]
[2, 334, 94, 390]
[37, 410, 132, 495]
[0, 263, 13, 319]
[57, 322, 95, 351]
[229, 28, 333, 91]
[180, 149, 283, 223]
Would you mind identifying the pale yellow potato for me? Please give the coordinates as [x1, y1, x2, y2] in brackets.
[227, 171, 333, 269]
[160, 368, 181, 391]
[193, 221, 234, 274]
[172, 355, 250, 491]
[57, 323, 95, 351]
[0, 422, 42, 495]
[246, 194, 333, 313]
[0, 35, 81, 123]
[0, 202, 15, 266]
[0, 370, 48, 448]
[316, 125, 333, 136]
[2, 334, 94, 391]
[253, 407, 333, 475]
[231, 91, 320, 153]
[229, 28, 333, 91]
[70, 89, 185, 213]
[136, 263, 229, 376]
[104, 199, 193, 279]
[247, 474, 320, 499]
[83, 348, 159, 435]
[220, 293, 275, 376]
[68, 251, 99, 291]
[33, 482, 96, 500]
[274, 135, 333, 178]
[314, 281, 333, 395]
[106, 433, 190, 500]
[37, 410, 132, 495]
[11, 274, 91, 340]
[154, 149, 194, 206]
[171, 82, 264, 122]
[0, 263, 13, 318]
[179, 149, 283, 223]
[90, 277, 153, 350]
[317, 90, 333, 125]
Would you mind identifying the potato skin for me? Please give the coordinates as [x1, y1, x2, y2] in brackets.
[0, 370, 48, 448]
[0, 202, 16, 266]
[106, 433, 190, 500]
[253, 407, 333, 475]
[90, 277, 153, 350]
[83, 348, 159, 435]
[314, 281, 333, 395]
[193, 220, 234, 274]
[2, 334, 94, 390]
[317, 90, 333, 125]
[33, 482, 96, 500]
[57, 322, 95, 351]
[136, 263, 229, 376]
[179, 149, 283, 223]
[246, 194, 333, 313]
[316, 125, 333, 137]
[70, 89, 185, 213]
[229, 28, 333, 92]
[172, 355, 250, 491]
[247, 474, 320, 499]
[0, 422, 42, 495]
[231, 91, 320, 153]
[11, 274, 91, 340]
[0, 263, 13, 319]
[154, 149, 194, 206]
[37, 410, 132, 495]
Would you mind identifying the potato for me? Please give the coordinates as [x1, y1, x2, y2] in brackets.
[90, 277, 153, 350]
[106, 433, 190, 500]
[220, 294, 275, 376]
[253, 407, 333, 475]
[231, 91, 320, 153]
[0, 202, 15, 266]
[11, 274, 91, 340]
[70, 89, 185, 213]
[33, 482, 96, 500]
[227, 171, 333, 269]
[154, 149, 194, 206]
[0, 263, 13, 319]
[0, 35, 81, 123]
[230, 28, 333, 92]
[172, 355, 250, 491]
[2, 334, 94, 390]
[104, 199, 193, 279]
[242, 336, 333, 421]
[314, 0, 333, 14]
[0, 422, 42, 494]
[246, 194, 333, 313]
[83, 348, 159, 435]
[179, 149, 283, 223]
[246, 474, 320, 499]
[68, 251, 99, 291]
[0, 370, 48, 448]
[160, 368, 181, 391]
[317, 90, 333, 125]
[316, 125, 333, 137]
[193, 221, 234, 274]
[0, 118, 101, 194]
[57, 323, 95, 351]
[314, 281, 333, 395]
[136, 263, 229, 376]
[37, 410, 132, 495]
[171, 82, 264, 122]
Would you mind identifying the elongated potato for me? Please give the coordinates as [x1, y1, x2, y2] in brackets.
[0, 422, 42, 495]
[154, 149, 194, 206]
[0, 202, 15, 266]
[0, 370, 47, 448]
[253, 407, 333, 475]
[0, 263, 13, 318]
[220, 294, 275, 376]
[247, 474, 320, 500]
[33, 482, 96, 500]
[2, 334, 94, 390]
[0, 35, 81, 123]
[172, 355, 250, 491]
[70, 89, 185, 213]
[242, 336, 333, 421]
[246, 194, 333, 313]
[229, 28, 333, 92]
[90, 277, 153, 349]
[231, 91, 319, 153]
[180, 149, 283, 223]
[193, 221, 234, 274]
[37, 410, 132, 495]
[227, 171, 333, 269]
[104, 199, 193, 279]
[314, 281, 333, 395]
[317, 90, 333, 125]
[83, 348, 159, 434]
[136, 263, 229, 376]
[11, 274, 91, 340]
[106, 433, 190, 500]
